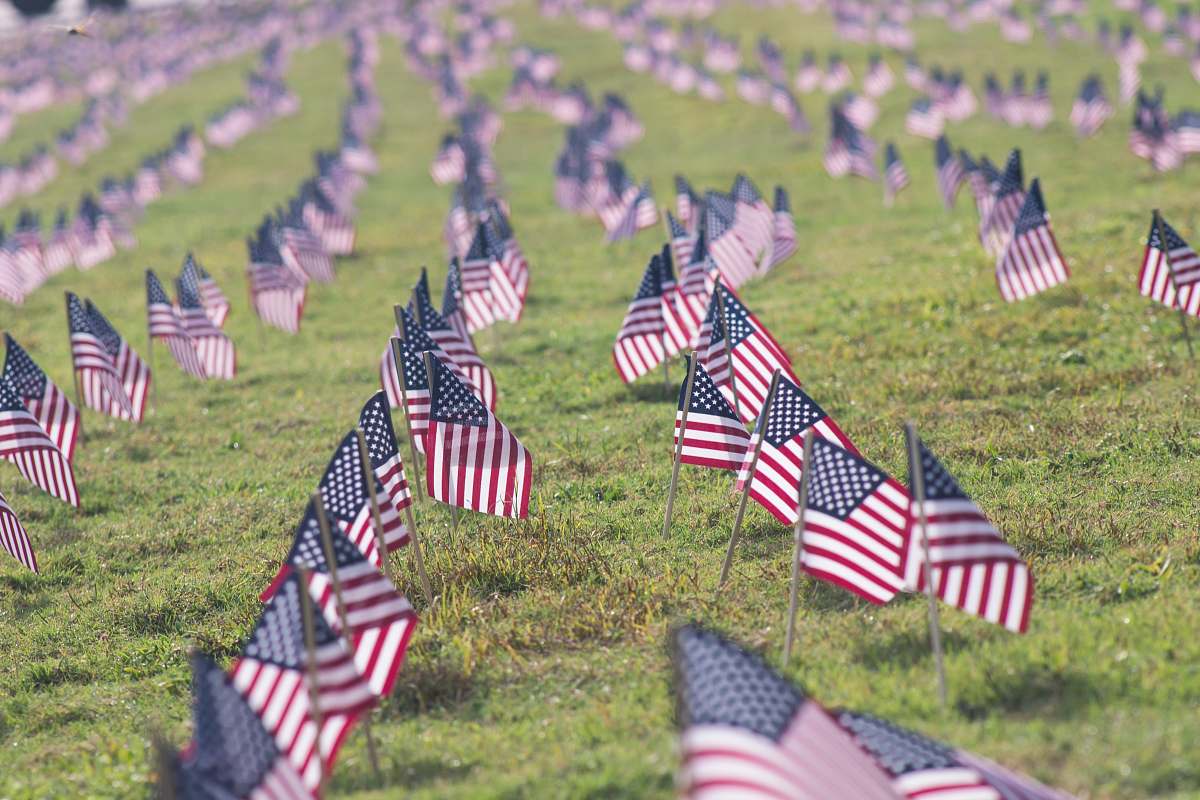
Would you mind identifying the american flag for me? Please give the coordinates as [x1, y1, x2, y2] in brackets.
[487, 200, 529, 323]
[381, 335, 431, 454]
[883, 142, 910, 206]
[442, 258, 474, 344]
[459, 224, 500, 333]
[862, 54, 894, 97]
[666, 211, 695, 269]
[705, 194, 757, 288]
[730, 175, 774, 263]
[277, 502, 417, 698]
[905, 97, 945, 139]
[248, 246, 307, 335]
[996, 179, 1070, 303]
[769, 186, 797, 268]
[0, 378, 79, 507]
[607, 181, 657, 243]
[934, 136, 964, 209]
[1139, 212, 1200, 316]
[673, 625, 900, 800]
[664, 243, 711, 352]
[675, 174, 700, 233]
[697, 285, 795, 422]
[980, 149, 1025, 258]
[358, 391, 414, 519]
[177, 272, 236, 380]
[964, 153, 998, 227]
[229, 572, 376, 792]
[146, 270, 206, 380]
[2, 333, 79, 462]
[904, 436, 1033, 633]
[303, 191, 356, 257]
[409, 269, 497, 410]
[613, 254, 668, 383]
[280, 224, 335, 284]
[66, 292, 136, 421]
[734, 375, 856, 526]
[674, 355, 750, 471]
[431, 135, 467, 184]
[397, 304, 487, 409]
[173, 652, 310, 800]
[0, 489, 36, 573]
[424, 353, 532, 519]
[180, 253, 230, 329]
[318, 430, 409, 565]
[800, 438, 908, 605]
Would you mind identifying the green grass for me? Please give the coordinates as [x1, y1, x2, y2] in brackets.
[2, 4, 1200, 798]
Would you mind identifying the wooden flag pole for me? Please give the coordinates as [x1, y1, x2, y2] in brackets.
[715, 283, 744, 420]
[312, 492, 382, 782]
[389, 336, 423, 502]
[663, 352, 697, 538]
[718, 369, 782, 588]
[64, 293, 84, 437]
[904, 422, 948, 709]
[151, 732, 177, 800]
[354, 428, 393, 582]
[782, 430, 815, 667]
[295, 565, 329, 795]
[1153, 209, 1195, 362]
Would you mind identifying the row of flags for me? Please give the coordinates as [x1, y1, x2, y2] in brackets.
[204, 36, 300, 149]
[147, 256, 237, 382]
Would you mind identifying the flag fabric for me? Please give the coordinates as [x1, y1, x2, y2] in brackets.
[0, 490, 36, 573]
[173, 652, 311, 800]
[0, 378, 79, 507]
[271, 502, 417, 698]
[88, 299, 151, 422]
[674, 355, 750, 471]
[379, 334, 430, 453]
[177, 271, 236, 380]
[835, 711, 1074, 799]
[664, 243, 711, 353]
[730, 175, 774, 264]
[706, 194, 758, 288]
[358, 390, 414, 519]
[673, 625, 900, 800]
[442, 257, 474, 344]
[487, 200, 529, 323]
[883, 142, 910, 205]
[934, 136, 964, 209]
[800, 438, 908, 605]
[409, 269, 497, 410]
[769, 186, 797, 268]
[280, 225, 335, 284]
[734, 375, 857, 526]
[1070, 75, 1112, 138]
[229, 573, 376, 792]
[459, 224, 500, 333]
[2, 334, 78, 462]
[613, 255, 668, 383]
[317, 430, 410, 565]
[424, 354, 532, 519]
[66, 292, 136, 421]
[995, 179, 1070, 303]
[146, 270, 206, 380]
[904, 436, 1033, 633]
[667, 212, 695, 270]
[1139, 213, 1200, 316]
[180, 253, 230, 329]
[248, 237, 307, 335]
[676, 174, 700, 233]
[697, 286, 795, 423]
[980, 149, 1025, 258]
[397, 305, 488, 409]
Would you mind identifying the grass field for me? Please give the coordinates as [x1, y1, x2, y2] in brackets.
[2, 3, 1200, 798]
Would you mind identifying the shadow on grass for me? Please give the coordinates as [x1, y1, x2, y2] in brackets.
[331, 755, 475, 795]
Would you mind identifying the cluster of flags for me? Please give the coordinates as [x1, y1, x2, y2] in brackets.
[245, 30, 382, 335]
[982, 70, 1053, 129]
[936, 141, 1070, 302]
[1070, 74, 1114, 138]
[673, 626, 1074, 799]
[204, 36, 300, 149]
[146, 255, 236, 381]
[1127, 88, 1200, 173]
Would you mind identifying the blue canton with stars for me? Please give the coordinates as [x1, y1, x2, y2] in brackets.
[242, 573, 339, 669]
[359, 390, 400, 468]
[1148, 215, 1191, 252]
[146, 270, 172, 306]
[806, 438, 886, 520]
[731, 174, 764, 206]
[680, 357, 739, 421]
[398, 305, 441, 354]
[65, 292, 93, 336]
[318, 431, 379, 525]
[84, 300, 124, 357]
[442, 258, 464, 319]
[835, 711, 961, 776]
[633, 256, 664, 301]
[773, 186, 790, 213]
[994, 148, 1023, 199]
[3, 334, 47, 400]
[762, 378, 828, 447]
[409, 269, 451, 333]
[428, 355, 488, 427]
[666, 211, 687, 239]
[1011, 179, 1048, 237]
[286, 499, 368, 573]
[675, 626, 805, 742]
[914, 439, 970, 501]
[719, 290, 758, 349]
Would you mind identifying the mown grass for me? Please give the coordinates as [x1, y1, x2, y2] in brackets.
[1, 2, 1199, 797]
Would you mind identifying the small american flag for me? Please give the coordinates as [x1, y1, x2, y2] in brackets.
[172, 652, 309, 800]
[697, 285, 795, 422]
[409, 269, 497, 410]
[358, 390, 414, 518]
[613, 254, 668, 383]
[800, 438, 908, 605]
[995, 179, 1070, 303]
[730, 175, 774, 263]
[0, 489, 36, 573]
[146, 270, 206, 380]
[459, 224, 500, 333]
[735, 375, 857, 526]
[675, 174, 700, 233]
[380, 335, 431, 453]
[934, 136, 964, 209]
[1139, 212, 1200, 316]
[229, 572, 376, 792]
[177, 272, 236, 380]
[862, 53, 894, 97]
[398, 305, 487, 409]
[836, 710, 1071, 799]
[980, 149, 1025, 257]
[905, 97, 945, 139]
[674, 625, 900, 800]
[674, 355, 750, 471]
[318, 430, 410, 565]
[2, 333, 79, 462]
[279, 223, 335, 284]
[442, 258, 474, 343]
[487, 200, 529, 322]
[883, 142, 910, 206]
[66, 293, 136, 421]
[705, 193, 757, 288]
[424, 353, 532, 519]
[769, 186, 797, 268]
[180, 253, 230, 329]
[666, 211, 695, 269]
[904, 436, 1033, 633]
[0, 378, 79, 507]
[248, 235, 307, 334]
